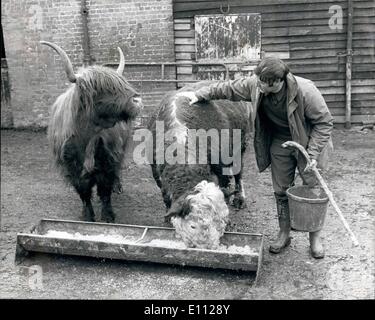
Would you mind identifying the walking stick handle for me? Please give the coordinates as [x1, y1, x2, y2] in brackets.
[282, 141, 312, 166]
[281, 141, 360, 247]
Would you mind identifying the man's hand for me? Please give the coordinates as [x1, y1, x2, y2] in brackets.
[175, 91, 199, 106]
[304, 159, 317, 173]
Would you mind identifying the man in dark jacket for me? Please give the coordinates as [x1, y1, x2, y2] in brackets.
[177, 57, 333, 258]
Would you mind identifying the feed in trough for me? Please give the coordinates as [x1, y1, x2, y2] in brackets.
[44, 230, 255, 254]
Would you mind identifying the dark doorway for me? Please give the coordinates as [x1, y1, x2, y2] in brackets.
[1, 23, 13, 128]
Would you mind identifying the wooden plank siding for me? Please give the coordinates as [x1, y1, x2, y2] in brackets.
[173, 0, 375, 124]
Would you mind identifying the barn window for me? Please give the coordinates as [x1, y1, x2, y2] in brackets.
[194, 14, 261, 63]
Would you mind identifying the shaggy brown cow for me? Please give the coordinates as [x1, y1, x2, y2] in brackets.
[42, 41, 143, 222]
[148, 82, 251, 248]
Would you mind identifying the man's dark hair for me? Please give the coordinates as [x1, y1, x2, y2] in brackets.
[254, 57, 290, 85]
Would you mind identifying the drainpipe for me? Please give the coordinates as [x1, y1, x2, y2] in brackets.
[345, 0, 353, 129]
[80, 0, 92, 66]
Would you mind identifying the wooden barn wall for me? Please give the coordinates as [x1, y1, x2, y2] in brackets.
[173, 0, 375, 124]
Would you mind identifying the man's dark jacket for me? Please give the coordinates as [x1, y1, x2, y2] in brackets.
[194, 73, 334, 172]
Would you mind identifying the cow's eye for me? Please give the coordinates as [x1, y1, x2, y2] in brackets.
[190, 225, 196, 229]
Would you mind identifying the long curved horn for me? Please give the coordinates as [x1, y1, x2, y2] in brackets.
[116, 47, 125, 75]
[40, 41, 77, 83]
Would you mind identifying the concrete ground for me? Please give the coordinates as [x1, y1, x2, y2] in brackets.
[1, 127, 374, 299]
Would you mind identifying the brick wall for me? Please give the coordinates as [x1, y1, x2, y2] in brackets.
[1, 0, 175, 128]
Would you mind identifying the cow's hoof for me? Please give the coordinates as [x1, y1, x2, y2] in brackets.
[82, 209, 95, 222]
[221, 187, 236, 205]
[83, 216, 96, 222]
[232, 196, 247, 210]
[113, 182, 123, 194]
[101, 213, 115, 223]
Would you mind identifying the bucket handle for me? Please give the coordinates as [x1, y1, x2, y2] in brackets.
[289, 171, 300, 189]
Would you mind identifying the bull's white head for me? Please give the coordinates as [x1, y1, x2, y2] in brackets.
[169, 180, 229, 249]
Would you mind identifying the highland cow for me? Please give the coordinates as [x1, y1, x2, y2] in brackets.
[42, 41, 143, 222]
[148, 82, 251, 249]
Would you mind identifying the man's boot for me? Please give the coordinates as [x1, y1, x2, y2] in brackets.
[309, 230, 325, 259]
[269, 193, 292, 253]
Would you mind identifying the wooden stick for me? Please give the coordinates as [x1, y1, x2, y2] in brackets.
[311, 167, 359, 246]
[282, 141, 359, 246]
[345, 0, 354, 129]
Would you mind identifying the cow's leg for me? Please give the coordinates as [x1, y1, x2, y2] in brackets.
[233, 173, 247, 209]
[97, 174, 115, 223]
[162, 190, 172, 210]
[74, 178, 96, 222]
[62, 140, 96, 221]
[151, 164, 163, 189]
[219, 175, 233, 204]
[232, 148, 247, 209]
[91, 136, 118, 223]
[112, 165, 123, 194]
[153, 165, 171, 210]
[210, 164, 233, 203]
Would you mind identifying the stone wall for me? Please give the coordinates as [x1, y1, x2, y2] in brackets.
[1, 0, 175, 128]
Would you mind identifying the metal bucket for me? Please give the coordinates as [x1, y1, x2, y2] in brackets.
[286, 185, 329, 232]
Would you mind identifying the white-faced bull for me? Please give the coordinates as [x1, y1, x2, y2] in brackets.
[148, 83, 251, 249]
[42, 41, 143, 222]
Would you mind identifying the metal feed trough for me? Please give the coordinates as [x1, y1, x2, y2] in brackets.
[15, 219, 264, 274]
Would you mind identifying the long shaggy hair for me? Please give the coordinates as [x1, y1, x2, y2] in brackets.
[49, 66, 138, 170]
[42, 41, 142, 222]
[171, 181, 229, 249]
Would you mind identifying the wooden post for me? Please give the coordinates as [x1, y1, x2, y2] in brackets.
[345, 0, 354, 129]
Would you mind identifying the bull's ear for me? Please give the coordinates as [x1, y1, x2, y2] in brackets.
[180, 198, 192, 217]
[164, 197, 192, 223]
